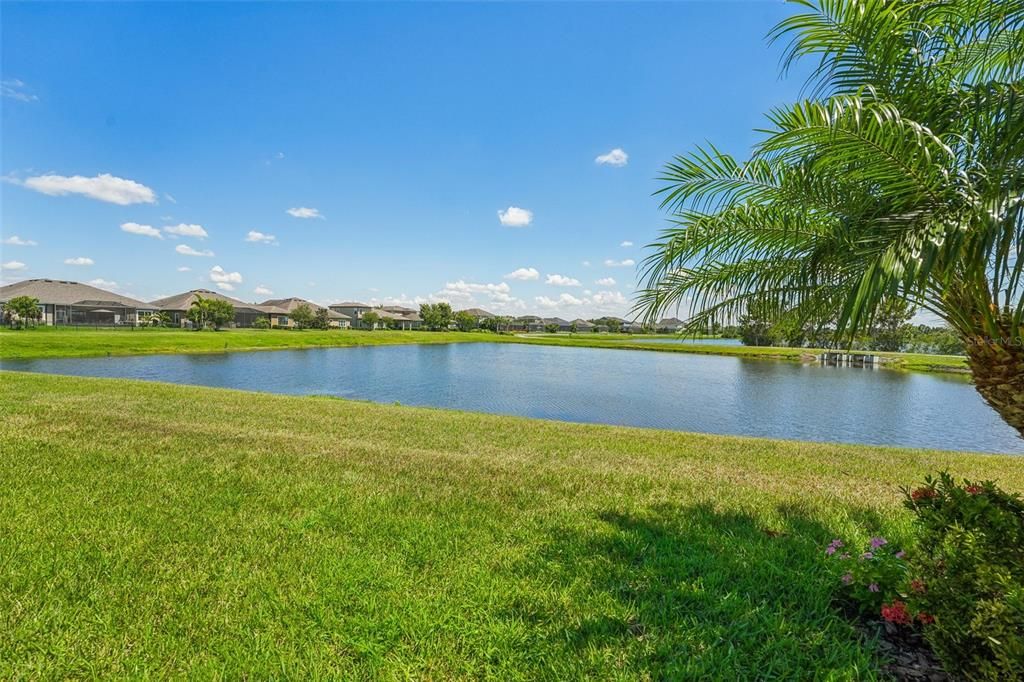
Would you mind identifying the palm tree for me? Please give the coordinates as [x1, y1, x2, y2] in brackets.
[188, 295, 210, 329]
[637, 0, 1024, 436]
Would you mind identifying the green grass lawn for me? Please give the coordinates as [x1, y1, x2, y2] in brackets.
[1, 371, 1018, 678]
[0, 326, 494, 360]
[0, 326, 969, 374]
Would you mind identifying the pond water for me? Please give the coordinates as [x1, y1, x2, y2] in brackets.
[4, 343, 1018, 453]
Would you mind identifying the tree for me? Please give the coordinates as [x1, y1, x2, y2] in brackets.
[187, 295, 233, 330]
[141, 311, 170, 327]
[637, 1, 1024, 436]
[362, 311, 380, 330]
[868, 299, 916, 352]
[454, 310, 477, 332]
[289, 303, 315, 329]
[737, 304, 775, 347]
[3, 295, 41, 328]
[311, 307, 330, 330]
[544, 323, 560, 334]
[419, 302, 453, 331]
[570, 320, 579, 335]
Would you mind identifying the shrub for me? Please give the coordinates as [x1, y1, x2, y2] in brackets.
[826, 536, 909, 614]
[252, 316, 270, 330]
[901, 473, 1024, 680]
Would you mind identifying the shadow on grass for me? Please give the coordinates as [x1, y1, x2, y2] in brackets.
[528, 503, 886, 678]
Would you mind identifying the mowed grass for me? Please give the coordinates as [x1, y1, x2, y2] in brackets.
[0, 326, 493, 360]
[0, 326, 969, 374]
[2, 372, 1020, 678]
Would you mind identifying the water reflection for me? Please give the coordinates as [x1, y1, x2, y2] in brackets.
[2, 343, 1016, 453]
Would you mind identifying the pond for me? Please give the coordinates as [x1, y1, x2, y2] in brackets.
[3, 343, 1017, 454]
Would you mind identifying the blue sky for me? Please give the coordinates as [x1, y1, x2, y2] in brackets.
[2, 1, 810, 318]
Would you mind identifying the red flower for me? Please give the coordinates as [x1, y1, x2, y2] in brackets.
[917, 612, 935, 625]
[965, 484, 983, 495]
[910, 579, 926, 593]
[881, 601, 912, 625]
[911, 487, 938, 502]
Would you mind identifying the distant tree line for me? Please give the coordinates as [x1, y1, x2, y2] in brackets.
[719, 299, 964, 354]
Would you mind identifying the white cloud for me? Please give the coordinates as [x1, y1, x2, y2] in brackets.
[582, 260, 591, 267]
[1, 79, 38, 102]
[245, 230, 278, 244]
[1, 261, 27, 271]
[254, 285, 273, 296]
[64, 257, 94, 266]
[2, 235, 37, 246]
[443, 280, 511, 295]
[164, 193, 177, 204]
[546, 274, 581, 287]
[88, 278, 118, 288]
[505, 267, 539, 281]
[177, 266, 191, 272]
[497, 206, 533, 227]
[535, 293, 584, 308]
[604, 258, 636, 267]
[287, 207, 323, 219]
[23, 173, 156, 205]
[164, 223, 208, 239]
[620, 240, 633, 247]
[595, 148, 629, 167]
[596, 277, 616, 286]
[209, 266, 243, 288]
[175, 244, 214, 257]
[275, 152, 285, 160]
[120, 222, 163, 239]
[591, 290, 628, 307]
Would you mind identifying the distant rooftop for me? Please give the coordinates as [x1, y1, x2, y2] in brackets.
[0, 278, 151, 308]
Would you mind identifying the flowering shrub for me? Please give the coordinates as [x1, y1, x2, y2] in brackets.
[825, 535, 909, 614]
[900, 472, 1024, 680]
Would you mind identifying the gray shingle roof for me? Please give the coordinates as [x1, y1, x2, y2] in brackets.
[150, 289, 286, 314]
[460, 308, 496, 318]
[0, 278, 152, 308]
[258, 297, 351, 319]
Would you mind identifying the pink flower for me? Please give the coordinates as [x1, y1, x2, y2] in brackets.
[965, 484, 983, 495]
[868, 583, 879, 593]
[869, 537, 888, 549]
[825, 538, 844, 556]
[894, 550, 906, 559]
[861, 552, 874, 560]
[841, 573, 853, 585]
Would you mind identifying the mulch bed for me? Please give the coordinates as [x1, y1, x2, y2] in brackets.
[859, 618, 950, 681]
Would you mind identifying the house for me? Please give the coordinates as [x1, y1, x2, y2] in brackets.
[258, 297, 350, 328]
[151, 289, 287, 328]
[329, 302, 372, 326]
[541, 317, 572, 332]
[0, 278, 155, 326]
[570, 318, 595, 332]
[460, 307, 496, 322]
[379, 305, 421, 329]
[371, 307, 421, 330]
[512, 315, 543, 332]
[656, 317, 687, 333]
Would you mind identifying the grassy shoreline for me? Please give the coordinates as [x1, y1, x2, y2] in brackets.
[0, 371, 1019, 677]
[0, 327, 969, 374]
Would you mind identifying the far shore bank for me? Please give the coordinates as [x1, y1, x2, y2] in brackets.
[0, 327, 969, 375]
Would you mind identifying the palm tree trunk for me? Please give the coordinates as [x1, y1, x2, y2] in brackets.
[965, 340, 1024, 439]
